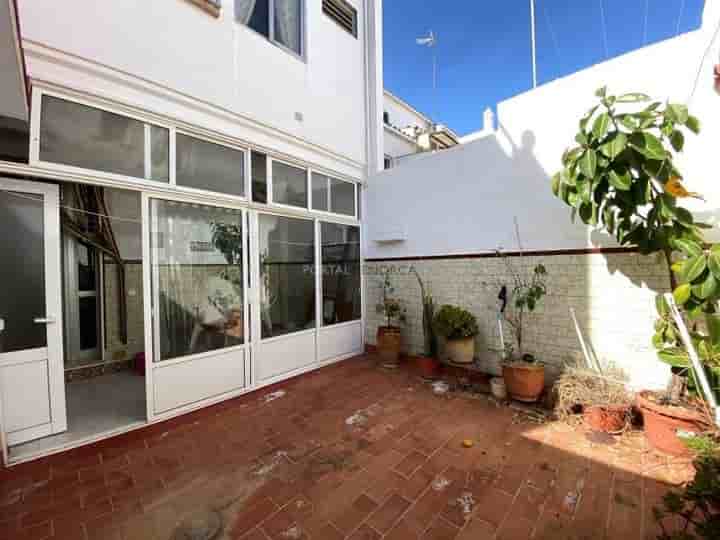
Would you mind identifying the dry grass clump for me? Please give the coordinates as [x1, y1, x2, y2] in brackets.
[554, 363, 633, 422]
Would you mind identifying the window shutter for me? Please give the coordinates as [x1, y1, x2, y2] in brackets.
[322, 0, 357, 37]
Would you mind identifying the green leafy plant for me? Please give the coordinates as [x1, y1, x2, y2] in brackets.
[375, 269, 407, 328]
[433, 305, 479, 340]
[499, 253, 548, 361]
[412, 269, 437, 357]
[653, 455, 720, 539]
[551, 87, 718, 404]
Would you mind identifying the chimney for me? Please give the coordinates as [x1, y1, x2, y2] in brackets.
[483, 108, 495, 133]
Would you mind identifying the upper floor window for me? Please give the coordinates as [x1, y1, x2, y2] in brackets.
[235, 0, 303, 57]
[383, 111, 390, 124]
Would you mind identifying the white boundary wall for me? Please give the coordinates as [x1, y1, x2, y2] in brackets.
[364, 1, 720, 390]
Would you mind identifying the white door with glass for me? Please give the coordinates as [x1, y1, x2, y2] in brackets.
[0, 178, 66, 449]
[250, 211, 318, 383]
[146, 197, 250, 416]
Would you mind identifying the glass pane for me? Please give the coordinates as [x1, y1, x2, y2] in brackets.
[272, 161, 307, 208]
[40, 95, 146, 178]
[311, 173, 329, 211]
[274, 0, 302, 54]
[150, 125, 170, 182]
[259, 214, 315, 338]
[252, 151, 268, 203]
[236, 0, 269, 37]
[77, 243, 96, 292]
[176, 134, 245, 197]
[321, 223, 361, 325]
[0, 190, 46, 352]
[330, 178, 355, 216]
[152, 200, 245, 361]
[79, 296, 98, 350]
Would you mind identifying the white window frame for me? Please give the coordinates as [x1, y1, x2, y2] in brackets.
[174, 129, 249, 200]
[318, 218, 361, 328]
[29, 85, 360, 224]
[30, 88, 174, 188]
[237, 0, 306, 61]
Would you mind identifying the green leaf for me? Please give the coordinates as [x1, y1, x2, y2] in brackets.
[629, 132, 666, 160]
[608, 168, 632, 190]
[708, 251, 720, 280]
[599, 132, 628, 159]
[682, 254, 707, 283]
[673, 283, 692, 305]
[669, 130, 684, 152]
[592, 112, 610, 140]
[685, 115, 700, 134]
[595, 86, 607, 98]
[666, 103, 689, 124]
[658, 348, 690, 367]
[551, 172, 561, 196]
[575, 131, 588, 145]
[616, 92, 651, 103]
[578, 149, 598, 178]
[579, 105, 599, 132]
[693, 272, 717, 300]
[674, 238, 703, 257]
[655, 294, 669, 316]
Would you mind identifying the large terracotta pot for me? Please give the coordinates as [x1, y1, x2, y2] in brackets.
[502, 362, 545, 402]
[637, 391, 707, 456]
[584, 405, 629, 433]
[415, 356, 439, 378]
[377, 326, 402, 368]
[445, 337, 475, 364]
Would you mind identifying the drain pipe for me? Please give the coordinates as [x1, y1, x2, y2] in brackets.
[664, 293, 720, 427]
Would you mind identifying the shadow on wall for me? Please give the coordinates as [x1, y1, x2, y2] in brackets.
[366, 125, 671, 389]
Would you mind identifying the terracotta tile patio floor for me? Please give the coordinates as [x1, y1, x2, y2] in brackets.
[0, 355, 695, 540]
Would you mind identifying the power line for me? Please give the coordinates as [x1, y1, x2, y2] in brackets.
[541, 0, 562, 68]
[599, 0, 609, 59]
[676, 0, 686, 36]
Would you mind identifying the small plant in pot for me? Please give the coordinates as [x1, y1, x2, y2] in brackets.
[412, 268, 439, 378]
[433, 305, 478, 364]
[551, 87, 717, 455]
[499, 258, 549, 403]
[375, 269, 407, 369]
[554, 362, 633, 433]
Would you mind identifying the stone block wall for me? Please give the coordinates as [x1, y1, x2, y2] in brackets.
[365, 251, 672, 389]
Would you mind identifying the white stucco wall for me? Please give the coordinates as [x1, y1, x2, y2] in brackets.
[364, 1, 720, 391]
[383, 127, 418, 161]
[383, 91, 431, 132]
[18, 0, 373, 179]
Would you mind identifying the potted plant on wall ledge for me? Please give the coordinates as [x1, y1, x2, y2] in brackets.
[500, 258, 549, 402]
[375, 269, 407, 369]
[551, 87, 717, 455]
[433, 305, 479, 364]
[412, 268, 439, 378]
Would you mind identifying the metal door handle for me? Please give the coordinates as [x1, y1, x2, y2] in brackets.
[33, 317, 56, 324]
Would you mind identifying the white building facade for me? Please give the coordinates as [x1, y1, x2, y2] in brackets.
[0, 0, 383, 465]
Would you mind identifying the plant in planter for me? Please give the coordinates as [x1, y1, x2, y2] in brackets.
[412, 268, 439, 378]
[653, 455, 720, 539]
[551, 87, 717, 455]
[554, 362, 633, 433]
[433, 305, 479, 364]
[375, 269, 407, 368]
[499, 256, 549, 402]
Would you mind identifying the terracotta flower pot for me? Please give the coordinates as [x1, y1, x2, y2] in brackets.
[584, 405, 629, 433]
[637, 391, 707, 457]
[444, 337, 475, 364]
[502, 362, 545, 402]
[416, 356, 439, 378]
[377, 326, 402, 368]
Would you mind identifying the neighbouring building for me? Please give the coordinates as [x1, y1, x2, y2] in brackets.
[382, 89, 460, 169]
[0, 0, 382, 466]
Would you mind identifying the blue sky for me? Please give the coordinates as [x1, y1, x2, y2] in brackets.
[383, 0, 705, 136]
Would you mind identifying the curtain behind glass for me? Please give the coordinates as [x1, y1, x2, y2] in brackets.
[274, 0, 301, 54]
[152, 201, 244, 362]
